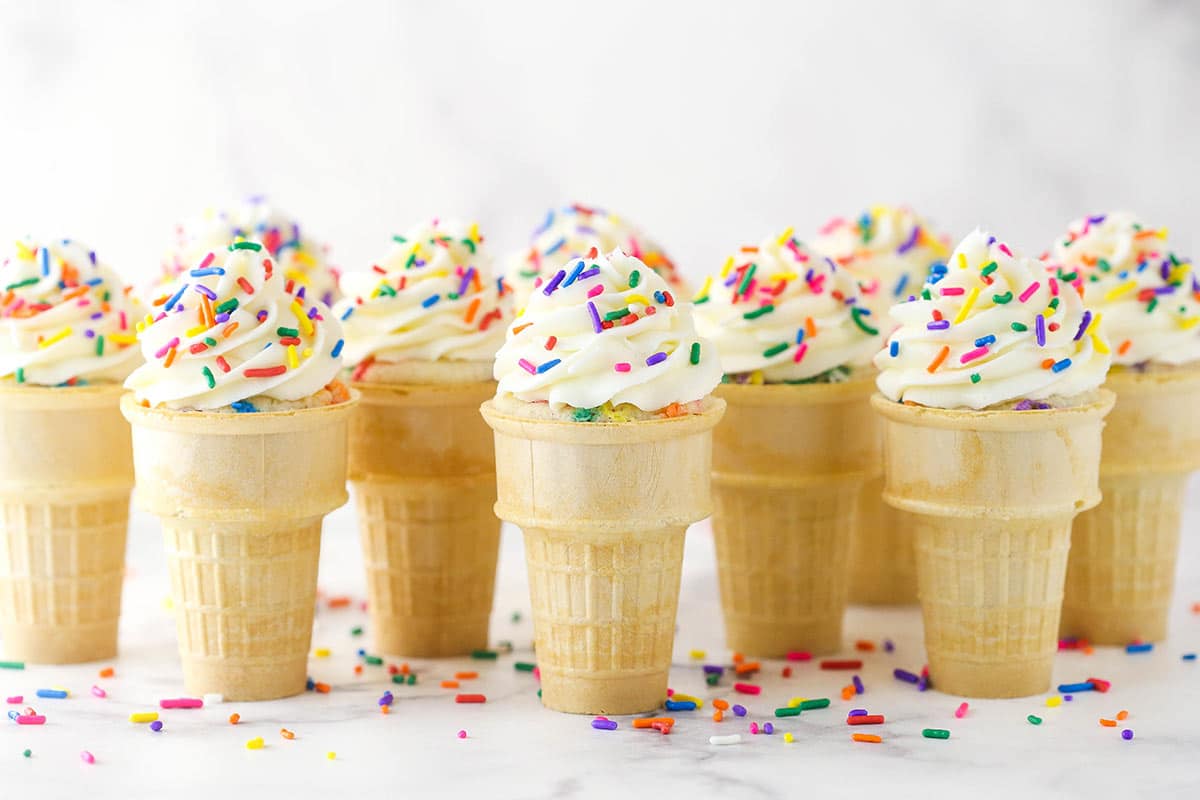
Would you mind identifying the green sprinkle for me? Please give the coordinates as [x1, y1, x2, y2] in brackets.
[798, 698, 831, 711]
[23, 749, 31, 758]
[1011, 322, 1028, 332]
[628, 269, 640, 288]
[405, 253, 417, 269]
[705, 672, 720, 686]
[215, 298, 239, 314]
[1147, 298, 1158, 313]
[519, 269, 539, 278]
[350, 626, 363, 636]
[14, 369, 23, 384]
[364, 655, 383, 666]
[1097, 258, 1112, 272]
[391, 674, 407, 684]
[537, 689, 542, 699]
[572, 407, 598, 422]
[980, 261, 998, 277]
[471, 649, 499, 660]
[737, 263, 757, 296]
[970, 373, 981, 384]
[992, 291, 1013, 304]
[763, 342, 789, 358]
[743, 304, 774, 320]
[231, 241, 262, 251]
[202, 366, 215, 389]
[0, 660, 24, 670]
[460, 238, 476, 253]
[1027, 714, 1043, 725]
[514, 662, 536, 672]
[774, 706, 803, 718]
[690, 342, 701, 365]
[694, 295, 710, 304]
[95, 335, 104, 356]
[407, 673, 416, 685]
[448, 292, 459, 300]
[277, 327, 300, 337]
[510, 611, 522, 623]
[922, 728, 951, 739]
[377, 283, 397, 297]
[1048, 297, 1060, 309]
[1059, 271, 1077, 282]
[604, 308, 630, 322]
[4, 277, 39, 291]
[392, 235, 407, 244]
[921, 288, 932, 300]
[204, 337, 217, 347]
[851, 306, 879, 335]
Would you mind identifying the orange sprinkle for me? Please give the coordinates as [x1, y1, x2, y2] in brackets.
[441, 680, 460, 689]
[327, 596, 352, 608]
[400, 663, 410, 675]
[353, 665, 363, 676]
[661, 402, 684, 418]
[455, 671, 478, 680]
[280, 728, 295, 739]
[163, 347, 177, 368]
[61, 286, 89, 302]
[632, 717, 675, 729]
[464, 297, 481, 324]
[841, 685, 855, 701]
[222, 321, 239, 338]
[1041, 358, 1056, 369]
[805, 317, 816, 338]
[98, 667, 114, 678]
[1100, 718, 1117, 727]
[712, 699, 730, 711]
[732, 653, 745, 664]
[712, 710, 724, 722]
[927, 345, 950, 373]
[1118, 340, 1132, 356]
[381, 704, 390, 715]
[314, 682, 331, 694]
[1116, 710, 1129, 721]
[512, 322, 533, 335]
[852, 733, 882, 743]
[734, 661, 761, 675]
[855, 640, 875, 652]
[228, 713, 240, 725]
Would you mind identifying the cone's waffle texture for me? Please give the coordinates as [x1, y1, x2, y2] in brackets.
[349, 380, 499, 657]
[873, 392, 1113, 698]
[0, 383, 132, 664]
[1062, 367, 1200, 644]
[712, 381, 880, 657]
[482, 399, 725, 715]
[848, 476, 919, 606]
[122, 393, 356, 701]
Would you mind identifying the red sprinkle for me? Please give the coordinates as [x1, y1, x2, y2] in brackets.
[820, 660, 863, 671]
[733, 683, 761, 695]
[455, 694, 487, 704]
[847, 714, 885, 725]
[237, 277, 255, 295]
[244, 366, 287, 378]
[1087, 677, 1112, 693]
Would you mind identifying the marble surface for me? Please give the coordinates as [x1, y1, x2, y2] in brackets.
[4, 482, 1200, 800]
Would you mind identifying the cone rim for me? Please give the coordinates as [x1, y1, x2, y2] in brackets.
[870, 389, 1114, 432]
[121, 389, 360, 435]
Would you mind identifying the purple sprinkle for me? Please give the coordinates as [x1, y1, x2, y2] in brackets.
[702, 665, 725, 675]
[927, 320, 950, 330]
[762, 723, 774, 735]
[192, 284, 217, 300]
[591, 718, 618, 731]
[458, 267, 476, 298]
[1014, 399, 1034, 411]
[257, 310, 269, 322]
[917, 676, 929, 692]
[848, 709, 868, 717]
[1064, 695, 1074, 702]
[296, 286, 307, 300]
[215, 312, 230, 324]
[896, 225, 921, 255]
[1073, 310, 1092, 341]
[1154, 284, 1176, 296]
[645, 352, 668, 367]
[883, 640, 894, 653]
[90, 312, 103, 320]
[1035, 313, 1046, 346]
[542, 269, 567, 296]
[894, 668, 920, 684]
[83, 329, 95, 338]
[587, 301, 602, 333]
[732, 704, 747, 717]
[308, 306, 320, 319]
[150, 720, 163, 732]
[1088, 214, 1107, 225]
[852, 675, 864, 695]
[577, 267, 601, 281]
[1121, 729, 1134, 740]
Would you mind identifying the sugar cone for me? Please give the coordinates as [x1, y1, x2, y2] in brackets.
[711, 381, 880, 657]
[348, 380, 499, 657]
[872, 392, 1113, 698]
[121, 393, 356, 701]
[0, 383, 132, 663]
[1061, 367, 1200, 644]
[848, 476, 919, 605]
[481, 399, 725, 715]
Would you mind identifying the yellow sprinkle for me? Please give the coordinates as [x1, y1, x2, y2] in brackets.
[1042, 306, 1055, 319]
[302, 347, 313, 359]
[953, 287, 979, 324]
[38, 327, 72, 348]
[689, 649, 706, 660]
[1087, 312, 1103, 335]
[776, 227, 795, 247]
[1169, 263, 1192, 283]
[129, 712, 159, 723]
[135, 321, 146, 334]
[162, 596, 173, 611]
[625, 293, 652, 306]
[515, 307, 525, 318]
[671, 694, 703, 708]
[287, 345, 299, 369]
[314, 648, 331, 658]
[1158, 227, 1169, 239]
[292, 301, 314, 335]
[326, 752, 336, 760]
[1091, 332, 1110, 354]
[15, 240, 35, 259]
[720, 256, 735, 278]
[284, 269, 311, 286]
[108, 333, 138, 345]
[246, 737, 264, 750]
[143, 313, 154, 328]
[957, 252, 968, 270]
[185, 325, 208, 338]
[693, 276, 712, 303]
[787, 697, 807, 708]
[468, 222, 480, 242]
[1045, 696, 1062, 708]
[1104, 281, 1137, 302]
[770, 272, 798, 281]
[295, 251, 316, 267]
[749, 370, 765, 385]
[783, 732, 795, 743]
[1180, 317, 1200, 330]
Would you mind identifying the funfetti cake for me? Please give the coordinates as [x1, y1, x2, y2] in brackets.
[0, 237, 139, 664]
[334, 219, 512, 658]
[481, 248, 724, 715]
[1049, 212, 1200, 645]
[122, 241, 356, 700]
[872, 228, 1113, 698]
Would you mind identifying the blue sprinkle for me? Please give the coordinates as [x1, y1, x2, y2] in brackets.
[190, 267, 226, 277]
[664, 700, 697, 711]
[1051, 358, 1072, 373]
[1056, 682, 1095, 693]
[165, 283, 189, 312]
[645, 351, 668, 367]
[889, 340, 899, 357]
[543, 237, 566, 256]
[562, 260, 586, 288]
[892, 273, 909, 298]
[230, 400, 257, 414]
[421, 294, 440, 308]
[796, 329, 806, 345]
[40, 247, 50, 276]
[1182, 653, 1196, 661]
[536, 358, 561, 374]
[331, 339, 344, 359]
[1126, 642, 1153, 654]
[340, 306, 355, 321]
[974, 334, 996, 347]
[36, 689, 68, 699]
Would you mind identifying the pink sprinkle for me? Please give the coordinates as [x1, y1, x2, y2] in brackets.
[1049, 277, 1059, 296]
[998, 243, 1013, 257]
[666, 689, 674, 697]
[733, 682, 761, 695]
[940, 287, 965, 296]
[90, 686, 106, 698]
[614, 362, 631, 372]
[457, 730, 467, 739]
[154, 337, 180, 359]
[518, 358, 537, 375]
[786, 651, 812, 661]
[955, 702, 969, 719]
[1018, 282, 1040, 303]
[80, 750, 95, 764]
[960, 346, 988, 364]
[6, 695, 22, 704]
[16, 715, 45, 725]
[587, 285, 604, 298]
[198, 252, 215, 270]
[793, 342, 809, 363]
[159, 698, 203, 709]
[749, 722, 759, 735]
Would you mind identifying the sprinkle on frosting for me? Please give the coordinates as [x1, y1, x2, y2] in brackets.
[504, 203, 687, 308]
[124, 243, 344, 410]
[494, 249, 720, 411]
[0, 238, 141, 386]
[875, 229, 1111, 409]
[694, 229, 881, 383]
[333, 219, 512, 367]
[1049, 212, 1198, 367]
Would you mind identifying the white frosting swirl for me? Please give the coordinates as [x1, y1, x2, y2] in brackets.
[503, 203, 686, 307]
[494, 250, 720, 410]
[693, 230, 881, 381]
[125, 242, 345, 410]
[0, 237, 141, 385]
[333, 219, 512, 366]
[1050, 212, 1199, 366]
[875, 229, 1111, 409]
[813, 206, 951, 322]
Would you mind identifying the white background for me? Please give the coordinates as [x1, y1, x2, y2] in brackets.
[0, 0, 1196, 282]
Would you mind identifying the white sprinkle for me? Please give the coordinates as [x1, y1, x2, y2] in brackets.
[709, 734, 742, 746]
[202, 693, 224, 705]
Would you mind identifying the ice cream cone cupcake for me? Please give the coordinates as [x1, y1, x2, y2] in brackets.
[504, 203, 687, 308]
[815, 206, 953, 606]
[694, 229, 882, 656]
[1049, 212, 1200, 644]
[482, 249, 723, 715]
[0, 238, 141, 663]
[122, 241, 355, 701]
[873, 229, 1113, 698]
[333, 219, 511, 658]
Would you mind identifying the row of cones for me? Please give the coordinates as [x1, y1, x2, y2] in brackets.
[0, 366, 1195, 707]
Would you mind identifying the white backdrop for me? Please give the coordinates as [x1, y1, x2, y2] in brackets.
[0, 0, 1196, 284]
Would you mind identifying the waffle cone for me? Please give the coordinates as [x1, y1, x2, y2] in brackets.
[122, 393, 356, 701]
[0, 383, 132, 663]
[873, 392, 1113, 698]
[348, 380, 499, 657]
[1062, 367, 1200, 644]
[481, 399, 725, 715]
[712, 381, 880, 657]
[848, 477, 918, 605]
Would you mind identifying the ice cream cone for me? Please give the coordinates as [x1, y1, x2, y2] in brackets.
[712, 380, 880, 657]
[481, 399, 725, 715]
[121, 393, 356, 701]
[848, 478, 919, 605]
[0, 383, 132, 663]
[872, 392, 1113, 698]
[1061, 367, 1200, 644]
[348, 380, 499, 657]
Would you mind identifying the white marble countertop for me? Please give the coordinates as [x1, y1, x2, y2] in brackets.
[5, 484, 1200, 800]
